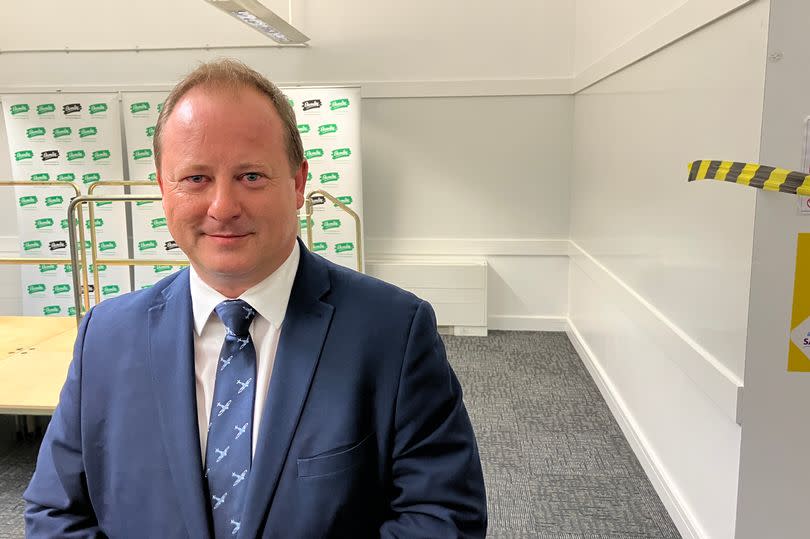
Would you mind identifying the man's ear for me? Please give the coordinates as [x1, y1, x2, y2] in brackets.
[294, 159, 309, 210]
[156, 167, 165, 195]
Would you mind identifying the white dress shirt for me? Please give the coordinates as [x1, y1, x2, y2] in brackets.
[190, 242, 300, 460]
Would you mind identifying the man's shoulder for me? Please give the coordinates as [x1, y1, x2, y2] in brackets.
[320, 256, 423, 311]
[88, 268, 187, 321]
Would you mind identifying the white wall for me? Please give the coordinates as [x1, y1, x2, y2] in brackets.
[735, 0, 810, 537]
[568, 1, 769, 537]
[0, 1, 575, 323]
[574, 0, 687, 73]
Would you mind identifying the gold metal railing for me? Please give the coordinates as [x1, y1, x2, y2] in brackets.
[303, 189, 364, 272]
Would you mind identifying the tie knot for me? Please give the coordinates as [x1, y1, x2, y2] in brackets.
[214, 300, 256, 337]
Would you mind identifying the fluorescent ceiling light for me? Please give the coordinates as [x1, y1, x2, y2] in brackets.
[203, 0, 309, 44]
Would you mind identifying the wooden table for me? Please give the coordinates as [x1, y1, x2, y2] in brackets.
[0, 316, 77, 415]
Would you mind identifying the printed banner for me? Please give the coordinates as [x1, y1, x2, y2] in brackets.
[285, 87, 364, 271]
[2, 93, 129, 316]
[121, 93, 185, 291]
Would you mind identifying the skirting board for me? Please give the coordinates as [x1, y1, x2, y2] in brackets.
[565, 319, 703, 539]
[488, 315, 567, 332]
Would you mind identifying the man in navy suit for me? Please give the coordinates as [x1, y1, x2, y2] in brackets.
[24, 59, 487, 538]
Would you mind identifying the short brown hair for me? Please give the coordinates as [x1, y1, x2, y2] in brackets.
[152, 58, 303, 173]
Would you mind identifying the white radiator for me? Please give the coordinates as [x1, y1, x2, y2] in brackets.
[365, 257, 487, 336]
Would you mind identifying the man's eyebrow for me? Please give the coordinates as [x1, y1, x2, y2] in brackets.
[234, 163, 271, 171]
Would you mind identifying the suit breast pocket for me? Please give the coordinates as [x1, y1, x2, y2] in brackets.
[297, 433, 374, 479]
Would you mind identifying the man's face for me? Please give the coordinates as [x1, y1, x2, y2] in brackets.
[157, 85, 307, 297]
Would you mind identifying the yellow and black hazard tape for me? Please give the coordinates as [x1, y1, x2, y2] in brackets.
[688, 160, 810, 195]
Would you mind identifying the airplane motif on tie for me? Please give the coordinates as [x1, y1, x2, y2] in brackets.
[215, 446, 230, 462]
[242, 305, 255, 319]
[225, 326, 235, 337]
[234, 422, 248, 439]
[230, 519, 241, 535]
[236, 336, 250, 350]
[217, 399, 232, 416]
[212, 492, 227, 509]
[232, 469, 247, 486]
[219, 355, 232, 371]
[236, 378, 252, 394]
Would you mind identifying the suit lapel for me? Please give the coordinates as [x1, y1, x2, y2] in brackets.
[239, 245, 334, 539]
[147, 270, 211, 539]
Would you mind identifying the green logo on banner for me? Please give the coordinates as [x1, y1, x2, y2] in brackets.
[298, 124, 310, 134]
[299, 218, 309, 229]
[304, 148, 324, 159]
[35, 218, 53, 229]
[151, 217, 167, 228]
[157, 102, 163, 113]
[27, 283, 46, 294]
[37, 103, 56, 115]
[85, 218, 103, 229]
[89, 264, 107, 274]
[39, 264, 57, 273]
[306, 172, 312, 183]
[43, 305, 61, 316]
[95, 201, 112, 207]
[45, 195, 64, 207]
[136, 200, 154, 206]
[64, 264, 73, 273]
[331, 148, 351, 159]
[60, 219, 69, 229]
[79, 127, 98, 138]
[320, 172, 339, 184]
[53, 127, 72, 138]
[98, 241, 116, 252]
[30, 173, 50, 182]
[148, 172, 157, 181]
[15, 150, 33, 161]
[18, 195, 37, 207]
[53, 284, 71, 294]
[330, 98, 350, 110]
[11, 104, 30, 115]
[102, 285, 120, 296]
[82, 173, 100, 184]
[26, 127, 46, 138]
[133, 148, 153, 160]
[23, 240, 41, 251]
[321, 219, 341, 230]
[67, 150, 85, 161]
[335, 242, 354, 253]
[131, 102, 150, 114]
[318, 124, 337, 135]
[57, 173, 75, 182]
[335, 195, 353, 206]
[287, 98, 294, 108]
[154, 265, 173, 273]
[89, 103, 108, 114]
[313, 242, 327, 252]
[146, 126, 155, 137]
[92, 150, 110, 161]
[139, 240, 157, 251]
[68, 306, 76, 316]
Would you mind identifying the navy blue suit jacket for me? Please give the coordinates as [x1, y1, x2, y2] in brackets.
[24, 244, 487, 538]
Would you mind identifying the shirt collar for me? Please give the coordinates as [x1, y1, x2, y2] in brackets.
[189, 241, 300, 336]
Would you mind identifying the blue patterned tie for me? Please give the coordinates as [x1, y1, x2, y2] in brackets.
[205, 300, 257, 538]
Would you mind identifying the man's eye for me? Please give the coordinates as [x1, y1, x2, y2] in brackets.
[187, 175, 205, 183]
[243, 173, 262, 182]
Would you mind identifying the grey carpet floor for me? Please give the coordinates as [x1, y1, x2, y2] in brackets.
[0, 331, 680, 538]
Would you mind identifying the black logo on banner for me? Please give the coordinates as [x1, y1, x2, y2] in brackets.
[49, 240, 67, 251]
[81, 284, 95, 294]
[63, 103, 82, 114]
[310, 195, 326, 205]
[41, 150, 60, 161]
[302, 99, 322, 111]
[165, 240, 179, 251]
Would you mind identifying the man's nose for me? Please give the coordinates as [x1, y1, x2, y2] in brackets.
[207, 178, 242, 221]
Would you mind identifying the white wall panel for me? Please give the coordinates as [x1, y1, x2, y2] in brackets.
[0, 0, 573, 84]
[569, 1, 769, 537]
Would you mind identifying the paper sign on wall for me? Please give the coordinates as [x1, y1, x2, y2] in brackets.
[787, 233, 810, 372]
